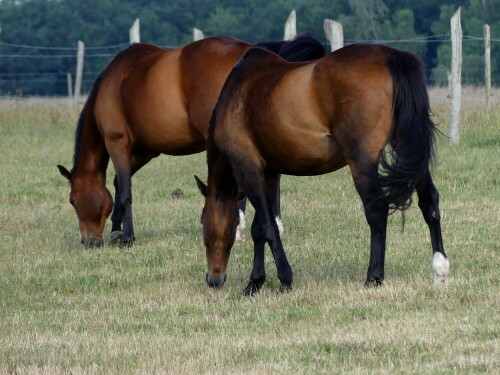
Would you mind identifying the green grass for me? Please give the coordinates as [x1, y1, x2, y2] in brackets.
[0, 91, 498, 374]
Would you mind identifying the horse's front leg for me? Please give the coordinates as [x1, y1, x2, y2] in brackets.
[240, 173, 292, 295]
[110, 174, 124, 243]
[235, 198, 247, 241]
[115, 167, 134, 245]
[106, 141, 135, 245]
[235, 174, 283, 242]
[272, 174, 284, 236]
[109, 153, 155, 245]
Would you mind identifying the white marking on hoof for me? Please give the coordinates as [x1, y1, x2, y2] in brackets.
[235, 209, 245, 241]
[275, 216, 284, 236]
[432, 252, 450, 285]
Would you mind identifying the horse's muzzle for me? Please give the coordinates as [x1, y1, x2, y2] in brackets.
[206, 271, 227, 288]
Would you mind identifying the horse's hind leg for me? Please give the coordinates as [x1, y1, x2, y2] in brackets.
[110, 153, 155, 244]
[416, 171, 449, 284]
[350, 161, 389, 286]
[238, 172, 292, 295]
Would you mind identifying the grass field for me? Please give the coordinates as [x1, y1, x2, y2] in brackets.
[0, 88, 498, 374]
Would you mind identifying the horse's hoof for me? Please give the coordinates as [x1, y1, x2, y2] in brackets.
[121, 236, 135, 247]
[243, 282, 261, 296]
[110, 231, 123, 245]
[83, 237, 104, 248]
[364, 277, 383, 287]
[279, 281, 292, 293]
[433, 252, 450, 285]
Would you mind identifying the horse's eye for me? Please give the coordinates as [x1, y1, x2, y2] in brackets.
[69, 199, 76, 207]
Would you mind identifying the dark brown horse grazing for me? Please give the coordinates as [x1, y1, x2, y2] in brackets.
[195, 44, 449, 294]
[57, 36, 325, 247]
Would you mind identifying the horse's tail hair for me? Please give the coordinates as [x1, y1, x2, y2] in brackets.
[71, 73, 103, 173]
[380, 50, 436, 212]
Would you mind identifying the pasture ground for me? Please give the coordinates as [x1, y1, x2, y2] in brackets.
[0, 88, 498, 374]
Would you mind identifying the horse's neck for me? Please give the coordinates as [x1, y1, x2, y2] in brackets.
[72, 116, 109, 180]
[207, 144, 237, 196]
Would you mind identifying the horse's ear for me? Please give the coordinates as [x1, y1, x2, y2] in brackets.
[57, 165, 72, 181]
[194, 175, 207, 197]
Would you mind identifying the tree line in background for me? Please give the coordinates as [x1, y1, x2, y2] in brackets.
[0, 0, 498, 96]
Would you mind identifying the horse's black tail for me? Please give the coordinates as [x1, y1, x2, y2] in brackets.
[380, 50, 436, 212]
[256, 35, 325, 62]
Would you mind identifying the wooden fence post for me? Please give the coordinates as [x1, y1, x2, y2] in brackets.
[129, 18, 140, 45]
[74, 40, 84, 100]
[324, 19, 343, 52]
[484, 24, 491, 104]
[66, 73, 73, 99]
[284, 10, 296, 40]
[449, 7, 462, 146]
[193, 28, 204, 41]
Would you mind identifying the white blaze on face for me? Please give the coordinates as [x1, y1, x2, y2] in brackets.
[235, 209, 246, 241]
[432, 252, 450, 284]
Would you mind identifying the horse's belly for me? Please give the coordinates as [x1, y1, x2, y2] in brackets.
[133, 116, 206, 155]
[265, 133, 346, 176]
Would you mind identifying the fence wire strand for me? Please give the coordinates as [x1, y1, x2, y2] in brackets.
[1, 34, 498, 94]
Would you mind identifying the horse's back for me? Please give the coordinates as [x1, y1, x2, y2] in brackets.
[94, 43, 195, 154]
[180, 37, 251, 139]
[94, 37, 249, 155]
[213, 44, 397, 175]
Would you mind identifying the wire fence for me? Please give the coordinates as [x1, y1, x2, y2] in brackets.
[0, 34, 499, 96]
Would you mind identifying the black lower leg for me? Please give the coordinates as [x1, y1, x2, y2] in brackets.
[243, 213, 267, 296]
[240, 173, 292, 293]
[111, 175, 123, 233]
[417, 171, 446, 258]
[110, 153, 154, 243]
[254, 176, 292, 290]
[352, 164, 389, 287]
[272, 174, 281, 219]
[364, 205, 388, 286]
[117, 170, 134, 245]
[238, 197, 247, 214]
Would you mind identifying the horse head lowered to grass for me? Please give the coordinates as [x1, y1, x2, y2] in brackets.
[196, 44, 449, 293]
[57, 36, 325, 247]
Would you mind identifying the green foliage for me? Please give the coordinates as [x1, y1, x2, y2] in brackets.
[0, 0, 498, 95]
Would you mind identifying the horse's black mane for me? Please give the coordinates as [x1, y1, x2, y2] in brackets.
[255, 34, 326, 62]
[71, 73, 102, 174]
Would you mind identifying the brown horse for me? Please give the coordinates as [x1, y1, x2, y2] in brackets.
[57, 36, 325, 246]
[195, 44, 449, 294]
